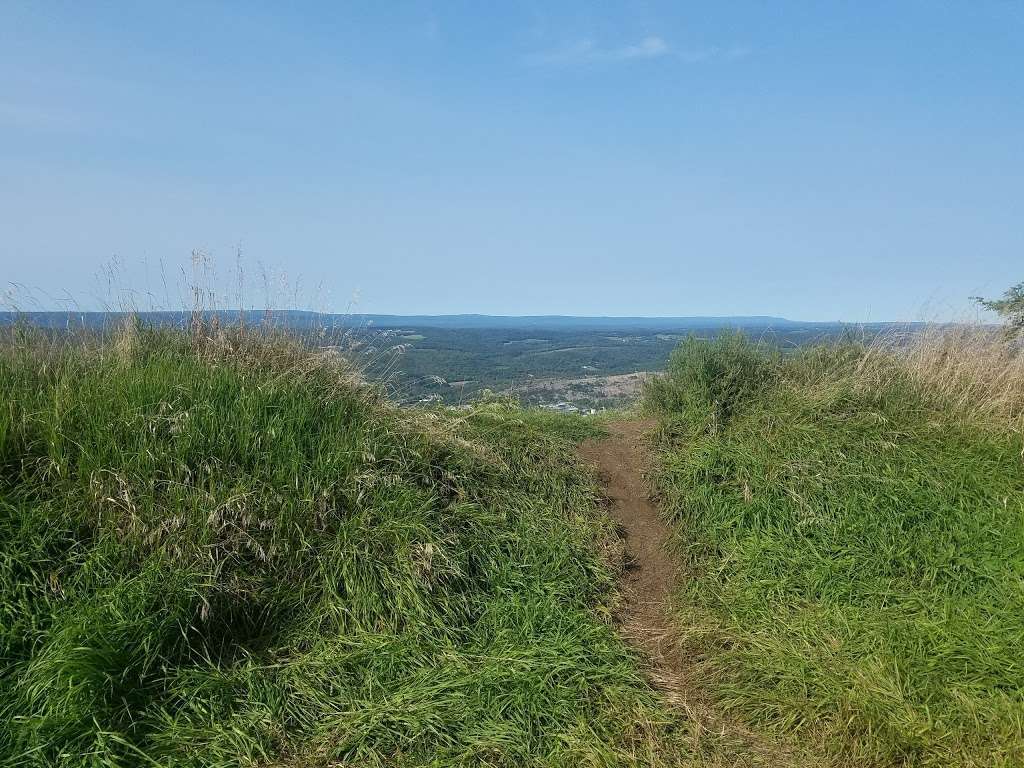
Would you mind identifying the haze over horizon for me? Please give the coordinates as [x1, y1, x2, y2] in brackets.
[0, 307, 936, 328]
[2, 2, 1021, 322]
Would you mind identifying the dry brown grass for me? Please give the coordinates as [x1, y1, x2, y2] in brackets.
[860, 323, 1024, 430]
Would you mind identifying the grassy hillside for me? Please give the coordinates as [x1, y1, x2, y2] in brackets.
[0, 324, 680, 767]
[644, 331, 1024, 767]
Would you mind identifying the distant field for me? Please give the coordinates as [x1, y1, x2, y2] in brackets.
[514, 371, 649, 409]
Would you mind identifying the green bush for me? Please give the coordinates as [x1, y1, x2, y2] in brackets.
[642, 332, 776, 429]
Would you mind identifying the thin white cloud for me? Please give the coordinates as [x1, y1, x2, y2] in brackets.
[616, 36, 670, 60]
[677, 45, 751, 63]
[524, 37, 750, 67]
[524, 36, 670, 66]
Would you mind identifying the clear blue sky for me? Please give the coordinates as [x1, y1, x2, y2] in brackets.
[2, 2, 1021, 320]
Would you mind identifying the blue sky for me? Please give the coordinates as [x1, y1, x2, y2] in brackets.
[2, 1, 1021, 320]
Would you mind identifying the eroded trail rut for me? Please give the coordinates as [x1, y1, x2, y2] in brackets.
[579, 420, 689, 695]
[580, 420, 814, 767]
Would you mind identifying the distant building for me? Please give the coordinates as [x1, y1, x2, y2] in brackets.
[541, 402, 579, 414]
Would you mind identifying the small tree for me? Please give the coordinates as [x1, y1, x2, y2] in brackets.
[974, 282, 1024, 327]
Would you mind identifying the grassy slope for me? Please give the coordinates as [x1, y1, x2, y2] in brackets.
[0, 327, 683, 768]
[645, 334, 1024, 767]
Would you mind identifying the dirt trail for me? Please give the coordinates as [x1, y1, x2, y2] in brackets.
[579, 420, 687, 691]
[580, 419, 817, 767]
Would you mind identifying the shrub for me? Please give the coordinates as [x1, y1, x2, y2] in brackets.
[642, 332, 776, 429]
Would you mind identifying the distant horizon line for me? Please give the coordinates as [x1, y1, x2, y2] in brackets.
[0, 309, 944, 329]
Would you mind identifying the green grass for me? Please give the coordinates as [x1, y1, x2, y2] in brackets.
[644, 333, 1024, 766]
[0, 325, 690, 767]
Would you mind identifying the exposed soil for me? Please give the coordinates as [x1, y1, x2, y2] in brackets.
[579, 420, 684, 682]
[580, 420, 821, 766]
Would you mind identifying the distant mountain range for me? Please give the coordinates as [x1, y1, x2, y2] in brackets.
[0, 310, 914, 332]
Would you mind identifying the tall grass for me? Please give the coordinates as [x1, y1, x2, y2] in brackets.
[861, 324, 1024, 429]
[644, 329, 1024, 767]
[0, 323, 682, 767]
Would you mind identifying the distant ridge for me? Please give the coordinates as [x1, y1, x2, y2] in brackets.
[0, 310, 909, 331]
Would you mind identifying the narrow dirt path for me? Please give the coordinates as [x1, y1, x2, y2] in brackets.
[580, 419, 818, 767]
[579, 419, 690, 696]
